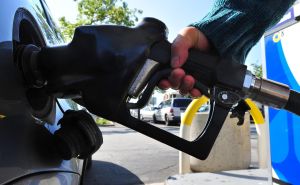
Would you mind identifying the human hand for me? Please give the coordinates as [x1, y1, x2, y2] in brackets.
[158, 27, 211, 97]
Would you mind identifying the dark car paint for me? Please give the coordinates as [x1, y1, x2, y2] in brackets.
[0, 0, 82, 184]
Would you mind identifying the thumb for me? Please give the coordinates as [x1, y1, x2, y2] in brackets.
[171, 27, 210, 68]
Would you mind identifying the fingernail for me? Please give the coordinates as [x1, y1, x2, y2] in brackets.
[171, 56, 180, 68]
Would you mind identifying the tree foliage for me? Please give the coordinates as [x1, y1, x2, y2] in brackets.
[251, 63, 263, 78]
[59, 0, 142, 41]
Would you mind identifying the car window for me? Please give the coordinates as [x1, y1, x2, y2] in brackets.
[173, 99, 192, 107]
[147, 106, 154, 111]
[158, 102, 163, 109]
[163, 100, 171, 108]
[199, 105, 209, 112]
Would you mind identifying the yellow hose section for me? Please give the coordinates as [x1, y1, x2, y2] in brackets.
[182, 96, 209, 126]
[181, 97, 264, 126]
[245, 99, 265, 124]
[0, 115, 5, 119]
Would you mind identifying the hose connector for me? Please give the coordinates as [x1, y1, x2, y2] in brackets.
[247, 76, 290, 108]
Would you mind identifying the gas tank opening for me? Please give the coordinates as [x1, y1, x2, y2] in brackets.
[13, 8, 55, 123]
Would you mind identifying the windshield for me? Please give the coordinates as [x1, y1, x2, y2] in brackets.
[173, 99, 192, 107]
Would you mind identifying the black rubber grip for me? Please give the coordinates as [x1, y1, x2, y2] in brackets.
[182, 49, 219, 88]
[284, 90, 300, 116]
[149, 41, 247, 91]
[149, 41, 219, 90]
[149, 41, 220, 90]
[183, 49, 247, 91]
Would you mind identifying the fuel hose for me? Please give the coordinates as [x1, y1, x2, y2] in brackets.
[284, 90, 300, 116]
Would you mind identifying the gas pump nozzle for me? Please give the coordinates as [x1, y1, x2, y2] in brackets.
[17, 17, 300, 160]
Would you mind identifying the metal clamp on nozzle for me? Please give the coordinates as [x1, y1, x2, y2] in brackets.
[243, 71, 290, 108]
[128, 59, 160, 98]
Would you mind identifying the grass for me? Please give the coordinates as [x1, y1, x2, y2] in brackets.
[95, 117, 112, 125]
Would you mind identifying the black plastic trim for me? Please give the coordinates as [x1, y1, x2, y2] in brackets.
[13, 8, 55, 123]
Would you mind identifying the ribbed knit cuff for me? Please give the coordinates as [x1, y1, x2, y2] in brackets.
[191, 0, 295, 63]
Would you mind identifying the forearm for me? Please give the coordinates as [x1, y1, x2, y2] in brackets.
[191, 0, 295, 63]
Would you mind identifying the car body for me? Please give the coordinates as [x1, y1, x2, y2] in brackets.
[130, 106, 155, 122]
[0, 0, 85, 184]
[140, 106, 155, 121]
[153, 98, 192, 125]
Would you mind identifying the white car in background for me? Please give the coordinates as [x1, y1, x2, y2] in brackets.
[130, 106, 155, 122]
[153, 98, 192, 126]
[140, 106, 155, 121]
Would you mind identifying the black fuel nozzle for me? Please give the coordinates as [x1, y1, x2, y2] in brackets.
[18, 17, 300, 161]
[19, 17, 170, 119]
[16, 17, 248, 160]
[230, 100, 251, 126]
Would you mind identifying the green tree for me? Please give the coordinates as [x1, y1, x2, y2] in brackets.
[59, 0, 142, 41]
[251, 63, 263, 78]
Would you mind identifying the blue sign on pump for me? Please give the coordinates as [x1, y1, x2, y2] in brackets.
[264, 13, 300, 184]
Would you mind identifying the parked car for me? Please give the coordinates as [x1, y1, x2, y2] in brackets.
[153, 98, 192, 125]
[140, 106, 155, 121]
[130, 106, 155, 122]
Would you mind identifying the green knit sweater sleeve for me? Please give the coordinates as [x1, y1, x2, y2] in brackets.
[191, 0, 295, 63]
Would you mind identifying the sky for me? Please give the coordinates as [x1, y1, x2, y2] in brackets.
[45, 0, 261, 68]
[45, 0, 215, 40]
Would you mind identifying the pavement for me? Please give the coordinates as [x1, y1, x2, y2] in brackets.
[84, 123, 179, 185]
[85, 123, 266, 185]
[165, 124, 269, 185]
[165, 169, 269, 185]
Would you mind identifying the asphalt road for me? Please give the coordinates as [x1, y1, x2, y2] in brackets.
[83, 123, 180, 185]
[83, 123, 258, 185]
